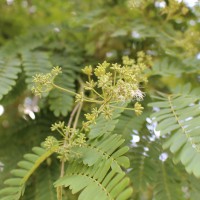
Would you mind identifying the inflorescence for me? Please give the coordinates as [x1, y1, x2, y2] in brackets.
[79, 52, 151, 128]
[33, 53, 151, 160]
[44, 121, 86, 161]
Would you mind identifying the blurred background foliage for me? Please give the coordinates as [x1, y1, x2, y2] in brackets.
[0, 0, 200, 199]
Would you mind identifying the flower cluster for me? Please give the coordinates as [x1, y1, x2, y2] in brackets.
[34, 53, 150, 161]
[43, 136, 59, 150]
[175, 28, 200, 56]
[32, 53, 149, 137]
[127, 0, 188, 18]
[32, 66, 62, 97]
[80, 53, 150, 129]
[45, 121, 86, 161]
[160, 0, 189, 20]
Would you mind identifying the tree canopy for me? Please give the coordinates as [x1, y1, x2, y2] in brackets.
[0, 0, 200, 200]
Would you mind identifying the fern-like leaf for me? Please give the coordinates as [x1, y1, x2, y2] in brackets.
[55, 159, 133, 200]
[89, 105, 126, 139]
[153, 160, 184, 200]
[22, 51, 52, 89]
[48, 54, 77, 116]
[0, 145, 56, 200]
[48, 72, 75, 116]
[149, 87, 200, 177]
[0, 56, 21, 100]
[32, 161, 58, 200]
[73, 133, 130, 172]
[151, 57, 184, 76]
[128, 132, 159, 193]
[114, 109, 149, 143]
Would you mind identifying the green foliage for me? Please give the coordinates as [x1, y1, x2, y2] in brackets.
[48, 68, 75, 117]
[149, 85, 200, 178]
[153, 161, 184, 200]
[89, 107, 125, 139]
[0, 0, 200, 200]
[22, 51, 53, 89]
[114, 109, 149, 142]
[0, 145, 56, 200]
[0, 56, 21, 100]
[33, 166, 57, 200]
[55, 160, 133, 200]
[74, 133, 130, 170]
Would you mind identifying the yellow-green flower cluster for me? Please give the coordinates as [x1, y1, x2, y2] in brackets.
[43, 136, 59, 150]
[32, 66, 62, 97]
[49, 121, 86, 161]
[134, 102, 144, 116]
[175, 28, 200, 56]
[80, 53, 150, 128]
[161, 0, 189, 20]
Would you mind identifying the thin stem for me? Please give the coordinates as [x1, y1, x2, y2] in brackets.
[53, 82, 103, 103]
[110, 100, 122, 104]
[78, 77, 104, 102]
[88, 75, 91, 82]
[68, 103, 81, 127]
[73, 102, 83, 129]
[57, 186, 62, 200]
[58, 102, 81, 200]
[57, 129, 65, 137]
[91, 88, 104, 99]
[52, 82, 77, 95]
[113, 71, 116, 85]
[83, 98, 103, 104]
[110, 105, 134, 111]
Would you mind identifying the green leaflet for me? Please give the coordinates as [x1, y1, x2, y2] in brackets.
[22, 51, 53, 89]
[114, 109, 149, 143]
[151, 57, 184, 76]
[153, 161, 184, 200]
[48, 70, 75, 117]
[149, 87, 200, 178]
[0, 56, 21, 100]
[33, 163, 58, 200]
[89, 103, 127, 139]
[73, 134, 130, 172]
[0, 145, 56, 200]
[0, 72, 26, 105]
[49, 53, 80, 116]
[89, 115, 119, 139]
[187, 176, 200, 200]
[54, 159, 133, 200]
[128, 135, 159, 192]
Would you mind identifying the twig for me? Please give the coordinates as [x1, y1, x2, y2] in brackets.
[73, 102, 83, 129]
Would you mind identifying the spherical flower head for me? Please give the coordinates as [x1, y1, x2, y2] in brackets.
[82, 121, 90, 131]
[84, 80, 97, 90]
[43, 136, 59, 150]
[32, 66, 62, 97]
[82, 65, 93, 76]
[94, 61, 110, 77]
[51, 66, 62, 76]
[98, 73, 112, 88]
[74, 133, 86, 147]
[51, 121, 65, 132]
[122, 56, 135, 66]
[111, 63, 121, 71]
[84, 113, 97, 123]
[102, 105, 113, 119]
[134, 102, 144, 116]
